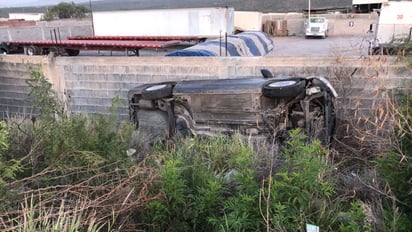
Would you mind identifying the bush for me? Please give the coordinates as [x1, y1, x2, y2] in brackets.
[44, 2, 89, 21]
[140, 130, 367, 231]
[142, 135, 254, 231]
[0, 67, 154, 231]
[264, 130, 337, 231]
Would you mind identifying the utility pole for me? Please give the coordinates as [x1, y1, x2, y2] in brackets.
[89, 0, 95, 36]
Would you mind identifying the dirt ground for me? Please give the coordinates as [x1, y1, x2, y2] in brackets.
[267, 35, 372, 57]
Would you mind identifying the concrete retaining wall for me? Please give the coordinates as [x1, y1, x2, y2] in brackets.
[0, 55, 41, 118]
[1, 55, 411, 122]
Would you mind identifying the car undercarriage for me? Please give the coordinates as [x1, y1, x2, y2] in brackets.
[128, 69, 337, 150]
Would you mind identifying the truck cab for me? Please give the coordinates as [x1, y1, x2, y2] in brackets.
[305, 17, 329, 39]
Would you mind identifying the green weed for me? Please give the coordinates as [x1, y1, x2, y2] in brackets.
[141, 130, 355, 231]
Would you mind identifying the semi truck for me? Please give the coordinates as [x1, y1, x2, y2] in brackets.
[369, 1, 412, 54]
[305, 16, 329, 39]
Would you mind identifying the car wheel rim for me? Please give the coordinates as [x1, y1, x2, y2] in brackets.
[268, 80, 296, 88]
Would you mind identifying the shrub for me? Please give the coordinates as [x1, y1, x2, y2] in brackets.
[140, 130, 360, 231]
[44, 2, 89, 21]
[0, 67, 154, 231]
[262, 129, 338, 231]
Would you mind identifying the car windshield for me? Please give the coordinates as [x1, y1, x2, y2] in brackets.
[310, 18, 325, 23]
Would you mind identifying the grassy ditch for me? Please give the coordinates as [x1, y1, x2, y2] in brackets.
[0, 67, 411, 231]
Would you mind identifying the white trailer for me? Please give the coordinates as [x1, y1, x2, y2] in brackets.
[234, 11, 262, 31]
[92, 7, 234, 38]
[9, 13, 44, 21]
[369, 1, 412, 54]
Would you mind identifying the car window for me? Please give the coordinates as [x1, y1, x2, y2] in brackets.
[310, 18, 325, 23]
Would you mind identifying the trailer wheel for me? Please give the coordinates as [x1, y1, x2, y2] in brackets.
[141, 84, 173, 100]
[49, 47, 61, 56]
[66, 49, 80, 56]
[26, 45, 39, 56]
[262, 79, 305, 98]
[127, 49, 139, 56]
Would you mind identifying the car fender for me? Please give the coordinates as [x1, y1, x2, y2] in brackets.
[127, 81, 176, 100]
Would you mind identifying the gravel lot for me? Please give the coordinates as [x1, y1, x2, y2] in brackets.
[77, 35, 373, 57]
[267, 35, 372, 57]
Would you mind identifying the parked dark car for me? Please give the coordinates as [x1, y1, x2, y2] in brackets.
[128, 69, 337, 148]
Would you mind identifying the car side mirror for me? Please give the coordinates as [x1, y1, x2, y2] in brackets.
[261, 69, 273, 78]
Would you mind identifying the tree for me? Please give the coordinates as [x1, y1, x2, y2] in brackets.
[44, 2, 89, 21]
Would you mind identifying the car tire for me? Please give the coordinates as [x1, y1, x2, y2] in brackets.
[26, 45, 39, 56]
[141, 84, 173, 100]
[262, 79, 305, 98]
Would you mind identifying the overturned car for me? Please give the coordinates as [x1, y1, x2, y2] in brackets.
[128, 70, 337, 148]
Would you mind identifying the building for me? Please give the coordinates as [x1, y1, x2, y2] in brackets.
[352, 0, 388, 13]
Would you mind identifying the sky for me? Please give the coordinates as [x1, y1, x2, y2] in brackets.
[0, 0, 91, 8]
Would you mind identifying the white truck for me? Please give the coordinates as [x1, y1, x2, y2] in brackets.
[92, 7, 235, 38]
[305, 16, 329, 39]
[369, 1, 412, 54]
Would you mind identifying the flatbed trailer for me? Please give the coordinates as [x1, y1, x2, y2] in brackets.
[67, 35, 208, 43]
[0, 39, 181, 56]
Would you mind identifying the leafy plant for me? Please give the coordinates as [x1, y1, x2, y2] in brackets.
[263, 129, 338, 231]
[142, 130, 348, 231]
[26, 67, 62, 120]
[0, 121, 7, 153]
[338, 201, 372, 232]
[142, 135, 258, 231]
[44, 2, 89, 21]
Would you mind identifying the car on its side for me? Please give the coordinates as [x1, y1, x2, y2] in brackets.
[128, 69, 337, 149]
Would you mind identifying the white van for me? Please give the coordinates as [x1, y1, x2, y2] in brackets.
[369, 1, 412, 54]
[305, 17, 329, 39]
